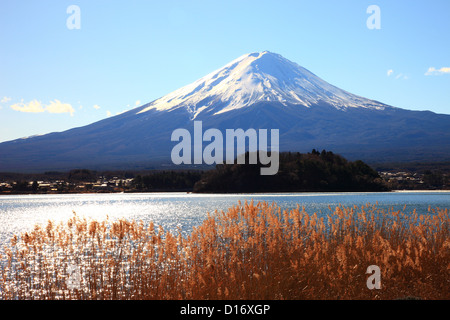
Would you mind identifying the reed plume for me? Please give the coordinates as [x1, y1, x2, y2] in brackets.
[0, 201, 448, 300]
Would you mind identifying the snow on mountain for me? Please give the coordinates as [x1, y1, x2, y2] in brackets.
[138, 51, 388, 118]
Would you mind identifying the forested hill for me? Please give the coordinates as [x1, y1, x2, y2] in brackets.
[193, 150, 388, 193]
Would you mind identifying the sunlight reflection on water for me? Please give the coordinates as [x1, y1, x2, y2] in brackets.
[0, 191, 449, 247]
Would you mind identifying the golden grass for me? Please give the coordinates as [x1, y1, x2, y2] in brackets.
[0, 201, 448, 300]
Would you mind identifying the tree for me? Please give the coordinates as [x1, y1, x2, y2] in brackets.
[193, 150, 388, 193]
[423, 170, 443, 188]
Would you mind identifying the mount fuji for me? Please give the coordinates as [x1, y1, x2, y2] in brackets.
[1, 51, 449, 172]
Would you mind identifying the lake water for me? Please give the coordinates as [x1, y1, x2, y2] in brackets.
[0, 191, 449, 247]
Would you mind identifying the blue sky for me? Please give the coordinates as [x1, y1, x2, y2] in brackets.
[1, 0, 449, 142]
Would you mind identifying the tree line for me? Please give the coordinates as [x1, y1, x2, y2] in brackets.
[192, 149, 388, 193]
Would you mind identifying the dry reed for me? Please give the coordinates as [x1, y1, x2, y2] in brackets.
[0, 201, 448, 300]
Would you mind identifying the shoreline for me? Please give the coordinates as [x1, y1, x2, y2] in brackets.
[1, 189, 449, 197]
[392, 189, 450, 193]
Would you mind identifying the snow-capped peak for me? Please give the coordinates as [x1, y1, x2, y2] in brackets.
[138, 51, 387, 118]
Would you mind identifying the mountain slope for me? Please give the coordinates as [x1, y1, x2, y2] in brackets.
[1, 51, 449, 172]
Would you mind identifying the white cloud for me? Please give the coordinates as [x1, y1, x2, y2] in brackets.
[10, 99, 75, 116]
[1, 96, 11, 103]
[106, 110, 112, 117]
[135, 100, 141, 106]
[93, 104, 101, 110]
[425, 67, 450, 76]
[10, 100, 45, 113]
[46, 100, 75, 116]
[387, 70, 409, 80]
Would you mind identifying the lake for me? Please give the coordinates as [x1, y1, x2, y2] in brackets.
[0, 191, 449, 247]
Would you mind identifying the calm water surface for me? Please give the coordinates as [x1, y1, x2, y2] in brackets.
[0, 191, 449, 246]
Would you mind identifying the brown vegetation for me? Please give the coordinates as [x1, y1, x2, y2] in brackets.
[0, 201, 448, 300]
